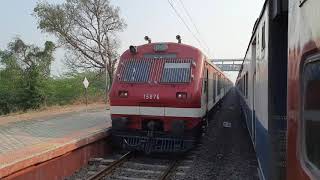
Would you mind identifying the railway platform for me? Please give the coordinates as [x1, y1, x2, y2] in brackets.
[0, 107, 111, 180]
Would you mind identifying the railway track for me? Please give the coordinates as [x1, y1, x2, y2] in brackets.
[79, 150, 196, 180]
[88, 151, 134, 180]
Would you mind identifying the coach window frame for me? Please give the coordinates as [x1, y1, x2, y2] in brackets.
[245, 72, 248, 98]
[203, 67, 208, 94]
[261, 22, 266, 52]
[301, 53, 320, 179]
[241, 75, 244, 95]
[242, 75, 244, 95]
[243, 74, 245, 97]
[217, 74, 221, 95]
[243, 75, 245, 95]
[244, 72, 247, 98]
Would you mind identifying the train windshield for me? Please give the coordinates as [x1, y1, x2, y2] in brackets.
[119, 59, 192, 84]
[120, 60, 152, 82]
[303, 59, 320, 170]
[160, 62, 191, 83]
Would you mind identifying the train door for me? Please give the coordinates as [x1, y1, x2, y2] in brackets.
[205, 67, 209, 112]
[253, 71, 257, 145]
[201, 65, 209, 116]
[213, 73, 216, 104]
[251, 39, 257, 145]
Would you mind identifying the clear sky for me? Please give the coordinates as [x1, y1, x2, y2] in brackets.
[0, 0, 265, 82]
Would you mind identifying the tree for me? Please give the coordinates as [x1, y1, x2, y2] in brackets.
[0, 38, 55, 113]
[33, 0, 126, 88]
[6, 39, 55, 78]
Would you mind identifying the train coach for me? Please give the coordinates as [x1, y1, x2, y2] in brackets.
[236, 0, 320, 180]
[109, 36, 232, 153]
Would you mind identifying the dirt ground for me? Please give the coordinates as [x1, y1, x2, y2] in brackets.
[0, 103, 108, 125]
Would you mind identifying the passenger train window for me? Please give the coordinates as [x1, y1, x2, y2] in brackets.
[213, 74, 216, 100]
[245, 73, 248, 98]
[217, 76, 221, 95]
[302, 55, 320, 172]
[203, 80, 208, 93]
[262, 22, 266, 51]
[244, 73, 248, 98]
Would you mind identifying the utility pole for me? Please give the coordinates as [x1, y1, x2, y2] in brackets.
[83, 77, 89, 112]
[105, 65, 109, 103]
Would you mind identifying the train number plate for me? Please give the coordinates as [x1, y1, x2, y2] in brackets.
[143, 93, 160, 100]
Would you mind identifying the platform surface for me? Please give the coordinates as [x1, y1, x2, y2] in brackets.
[0, 108, 111, 178]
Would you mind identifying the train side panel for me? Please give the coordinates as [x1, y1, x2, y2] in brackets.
[205, 60, 232, 113]
[287, 0, 320, 179]
[237, 3, 270, 179]
[237, 0, 288, 179]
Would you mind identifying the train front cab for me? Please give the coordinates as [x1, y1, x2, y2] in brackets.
[110, 43, 209, 153]
[109, 42, 232, 153]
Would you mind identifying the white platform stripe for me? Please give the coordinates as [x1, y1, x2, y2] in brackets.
[110, 106, 206, 118]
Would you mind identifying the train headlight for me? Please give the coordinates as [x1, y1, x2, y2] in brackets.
[176, 92, 187, 99]
[144, 36, 152, 43]
[129, 45, 137, 54]
[176, 35, 182, 43]
[118, 90, 129, 98]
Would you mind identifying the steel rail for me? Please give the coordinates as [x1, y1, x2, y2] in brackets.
[88, 151, 133, 180]
[158, 158, 180, 180]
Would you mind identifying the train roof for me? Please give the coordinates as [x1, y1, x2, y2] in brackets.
[237, 0, 268, 81]
[121, 42, 201, 56]
[121, 42, 229, 81]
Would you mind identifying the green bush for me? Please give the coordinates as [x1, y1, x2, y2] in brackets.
[0, 39, 107, 115]
[0, 71, 106, 115]
[43, 72, 106, 106]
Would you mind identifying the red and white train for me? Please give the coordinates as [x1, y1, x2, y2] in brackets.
[109, 37, 232, 153]
[236, 0, 320, 179]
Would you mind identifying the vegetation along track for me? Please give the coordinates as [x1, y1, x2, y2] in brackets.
[68, 148, 200, 180]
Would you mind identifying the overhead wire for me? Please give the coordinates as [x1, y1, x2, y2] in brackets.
[177, 0, 212, 56]
[167, 0, 210, 57]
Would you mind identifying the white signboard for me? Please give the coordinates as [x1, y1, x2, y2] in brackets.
[83, 77, 89, 89]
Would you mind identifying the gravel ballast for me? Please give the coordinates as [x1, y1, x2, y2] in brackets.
[182, 88, 259, 180]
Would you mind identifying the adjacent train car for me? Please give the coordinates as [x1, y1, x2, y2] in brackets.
[236, 0, 320, 179]
[287, 0, 320, 179]
[236, 0, 288, 179]
[109, 39, 232, 153]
